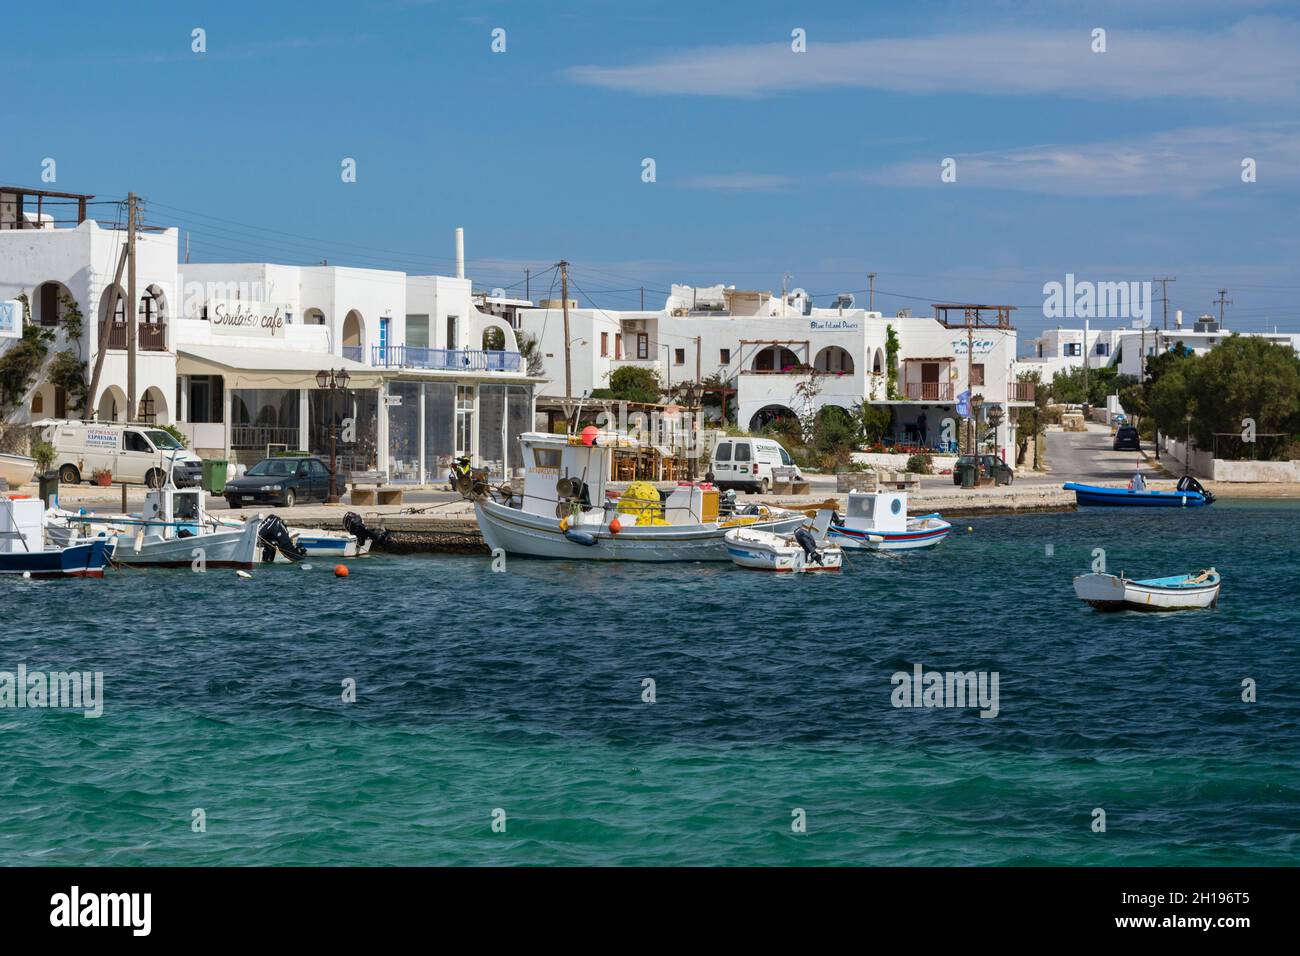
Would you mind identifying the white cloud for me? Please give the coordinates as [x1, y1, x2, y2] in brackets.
[565, 18, 1300, 101]
[851, 123, 1300, 197]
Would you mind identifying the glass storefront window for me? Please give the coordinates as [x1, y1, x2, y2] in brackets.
[310, 388, 379, 474]
[231, 388, 300, 452]
[424, 382, 455, 483]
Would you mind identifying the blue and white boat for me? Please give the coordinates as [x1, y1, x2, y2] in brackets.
[824, 490, 951, 552]
[1074, 568, 1220, 611]
[1, 497, 110, 579]
[1063, 476, 1215, 508]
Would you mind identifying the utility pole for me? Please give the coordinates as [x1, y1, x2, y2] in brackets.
[1215, 288, 1232, 326]
[524, 268, 530, 302]
[1083, 317, 1089, 403]
[126, 192, 138, 421]
[559, 260, 572, 404]
[695, 335, 701, 383]
[966, 308, 975, 454]
[1154, 276, 1175, 330]
[868, 272, 877, 312]
[640, 287, 644, 310]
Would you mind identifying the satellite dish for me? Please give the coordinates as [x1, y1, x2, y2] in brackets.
[556, 477, 576, 499]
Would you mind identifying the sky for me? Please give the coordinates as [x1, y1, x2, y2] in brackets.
[3, 0, 1299, 349]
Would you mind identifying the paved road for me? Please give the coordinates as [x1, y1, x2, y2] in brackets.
[1044, 424, 1153, 484]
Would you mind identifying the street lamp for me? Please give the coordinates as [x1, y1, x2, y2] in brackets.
[316, 367, 351, 502]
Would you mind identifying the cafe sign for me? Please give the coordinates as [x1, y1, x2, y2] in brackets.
[209, 300, 287, 338]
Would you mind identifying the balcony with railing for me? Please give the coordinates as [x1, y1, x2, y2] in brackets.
[1008, 380, 1037, 403]
[342, 345, 365, 363]
[903, 382, 954, 401]
[371, 344, 522, 372]
[97, 322, 168, 351]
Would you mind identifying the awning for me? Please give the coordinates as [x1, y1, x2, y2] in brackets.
[176, 345, 385, 390]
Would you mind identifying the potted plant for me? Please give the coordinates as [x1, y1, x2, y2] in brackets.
[91, 467, 113, 487]
[30, 440, 55, 476]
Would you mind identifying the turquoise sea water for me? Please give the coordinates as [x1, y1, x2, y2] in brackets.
[2, 500, 1298, 866]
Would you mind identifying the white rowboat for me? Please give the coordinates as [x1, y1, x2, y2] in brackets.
[1073, 569, 1221, 611]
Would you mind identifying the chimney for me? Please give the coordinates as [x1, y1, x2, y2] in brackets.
[455, 227, 465, 279]
[1175, 309, 1183, 329]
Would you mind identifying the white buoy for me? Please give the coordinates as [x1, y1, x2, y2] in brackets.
[22, 571, 31, 579]
[236, 570, 252, 579]
[301, 563, 313, 571]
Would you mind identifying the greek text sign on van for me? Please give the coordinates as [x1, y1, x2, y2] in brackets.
[208, 301, 286, 338]
[0, 300, 22, 340]
[85, 427, 119, 450]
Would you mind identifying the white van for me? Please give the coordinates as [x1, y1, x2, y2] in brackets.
[709, 437, 801, 494]
[37, 420, 204, 488]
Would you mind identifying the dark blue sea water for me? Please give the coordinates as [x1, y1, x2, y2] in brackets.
[2, 500, 1297, 865]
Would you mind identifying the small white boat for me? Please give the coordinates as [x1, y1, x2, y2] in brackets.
[0, 452, 36, 489]
[45, 478, 263, 570]
[825, 489, 951, 552]
[725, 515, 843, 572]
[1073, 568, 1221, 611]
[473, 431, 807, 562]
[216, 513, 372, 563]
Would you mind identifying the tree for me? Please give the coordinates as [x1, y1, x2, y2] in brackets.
[885, 325, 900, 399]
[812, 404, 857, 455]
[607, 364, 662, 404]
[515, 330, 545, 377]
[1014, 369, 1048, 467]
[1183, 335, 1300, 458]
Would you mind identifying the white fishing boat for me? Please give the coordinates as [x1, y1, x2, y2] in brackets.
[824, 489, 951, 552]
[1073, 568, 1221, 611]
[45, 478, 263, 569]
[215, 513, 373, 563]
[0, 452, 36, 488]
[725, 513, 843, 572]
[473, 431, 807, 561]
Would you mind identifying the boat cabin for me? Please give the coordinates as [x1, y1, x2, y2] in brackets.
[843, 490, 910, 534]
[518, 431, 623, 517]
[141, 483, 206, 535]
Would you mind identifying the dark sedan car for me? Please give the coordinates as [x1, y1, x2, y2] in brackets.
[1113, 425, 1142, 451]
[224, 456, 338, 509]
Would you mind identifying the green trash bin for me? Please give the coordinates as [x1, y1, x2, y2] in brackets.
[202, 459, 229, 495]
[959, 462, 976, 489]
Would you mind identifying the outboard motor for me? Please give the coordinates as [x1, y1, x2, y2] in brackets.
[343, 511, 389, 549]
[259, 513, 306, 563]
[793, 527, 824, 565]
[1177, 475, 1216, 504]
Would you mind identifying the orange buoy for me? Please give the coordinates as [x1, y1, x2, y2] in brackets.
[580, 425, 599, 446]
[334, 564, 349, 577]
[609, 517, 622, 534]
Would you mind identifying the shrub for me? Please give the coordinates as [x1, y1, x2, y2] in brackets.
[904, 453, 934, 475]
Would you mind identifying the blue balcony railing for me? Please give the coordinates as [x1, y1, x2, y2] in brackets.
[371, 345, 522, 372]
[342, 345, 365, 363]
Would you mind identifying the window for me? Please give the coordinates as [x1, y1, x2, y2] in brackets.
[310, 460, 330, 476]
[637, 333, 648, 360]
[533, 448, 562, 469]
[734, 443, 751, 462]
[601, 332, 609, 357]
[124, 431, 152, 453]
[1064, 343, 1082, 356]
[406, 315, 430, 349]
[1095, 341, 1109, 356]
[971, 363, 985, 386]
[714, 442, 732, 462]
[779, 448, 792, 466]
[446, 315, 459, 350]
[674, 348, 685, 365]
[614, 334, 623, 359]
[720, 348, 730, 365]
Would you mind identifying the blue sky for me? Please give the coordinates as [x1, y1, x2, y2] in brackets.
[4, 0, 1299, 345]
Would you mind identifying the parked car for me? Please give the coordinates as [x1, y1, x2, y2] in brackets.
[38, 419, 202, 488]
[1113, 425, 1142, 451]
[952, 454, 1014, 485]
[708, 437, 801, 494]
[223, 456, 338, 508]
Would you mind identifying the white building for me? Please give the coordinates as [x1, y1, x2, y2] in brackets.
[517, 292, 1030, 457]
[1, 187, 537, 484]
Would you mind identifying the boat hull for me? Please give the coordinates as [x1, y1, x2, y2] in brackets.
[1073, 572, 1220, 611]
[1063, 482, 1210, 508]
[829, 519, 951, 551]
[476, 500, 807, 562]
[0, 453, 36, 488]
[724, 529, 842, 572]
[0, 539, 108, 578]
[110, 519, 262, 569]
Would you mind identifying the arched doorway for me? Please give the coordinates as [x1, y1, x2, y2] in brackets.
[751, 346, 801, 372]
[97, 385, 127, 422]
[814, 346, 854, 373]
[341, 310, 365, 361]
[139, 385, 170, 425]
[748, 404, 798, 431]
[32, 280, 76, 330]
[303, 307, 326, 326]
[138, 284, 168, 350]
[872, 348, 884, 375]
